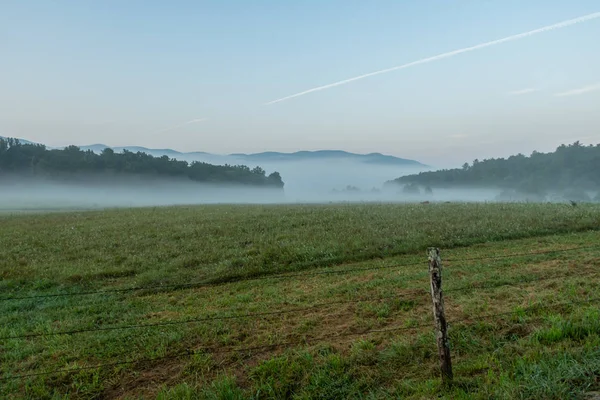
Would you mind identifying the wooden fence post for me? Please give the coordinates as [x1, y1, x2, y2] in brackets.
[427, 247, 453, 386]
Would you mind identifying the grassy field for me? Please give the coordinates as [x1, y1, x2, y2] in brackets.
[1, 203, 600, 399]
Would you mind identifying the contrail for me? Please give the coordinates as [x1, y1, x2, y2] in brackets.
[554, 82, 600, 97]
[153, 118, 208, 134]
[265, 11, 600, 105]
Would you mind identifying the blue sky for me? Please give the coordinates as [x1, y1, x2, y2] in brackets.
[1, 0, 599, 166]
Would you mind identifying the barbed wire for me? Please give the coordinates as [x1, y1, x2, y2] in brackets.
[3, 262, 598, 341]
[443, 244, 600, 262]
[0, 261, 426, 302]
[0, 293, 424, 341]
[4, 243, 598, 303]
[444, 270, 600, 294]
[2, 295, 597, 382]
[7, 268, 596, 341]
[0, 324, 434, 381]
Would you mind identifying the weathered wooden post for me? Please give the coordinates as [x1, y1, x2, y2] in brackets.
[427, 247, 453, 386]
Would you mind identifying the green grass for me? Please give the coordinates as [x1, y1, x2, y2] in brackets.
[1, 203, 600, 399]
[2, 203, 599, 293]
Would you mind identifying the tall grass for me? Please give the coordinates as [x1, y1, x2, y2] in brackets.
[1, 203, 599, 295]
[1, 203, 600, 399]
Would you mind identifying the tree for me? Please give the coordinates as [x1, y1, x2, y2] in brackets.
[0, 137, 285, 188]
[251, 166, 265, 176]
[267, 172, 284, 188]
[389, 141, 600, 196]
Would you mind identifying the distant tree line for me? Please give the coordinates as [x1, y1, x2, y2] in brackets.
[0, 138, 284, 188]
[390, 141, 600, 201]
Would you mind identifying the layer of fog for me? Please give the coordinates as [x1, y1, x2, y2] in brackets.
[172, 153, 436, 202]
[0, 158, 436, 210]
[2, 181, 594, 213]
[254, 159, 430, 202]
[2, 156, 594, 211]
[0, 181, 498, 212]
[2, 181, 588, 215]
[0, 179, 286, 211]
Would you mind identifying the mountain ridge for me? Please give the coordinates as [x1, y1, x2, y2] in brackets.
[0, 136, 427, 167]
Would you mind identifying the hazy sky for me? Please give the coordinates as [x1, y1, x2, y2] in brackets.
[1, 0, 599, 167]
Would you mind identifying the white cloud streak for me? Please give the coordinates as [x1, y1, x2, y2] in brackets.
[153, 118, 208, 134]
[508, 88, 539, 96]
[554, 83, 600, 97]
[265, 12, 600, 105]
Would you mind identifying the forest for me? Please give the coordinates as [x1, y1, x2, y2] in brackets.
[390, 141, 600, 201]
[0, 138, 284, 187]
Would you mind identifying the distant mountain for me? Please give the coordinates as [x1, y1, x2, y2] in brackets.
[83, 145, 199, 158]
[0, 137, 284, 188]
[231, 150, 425, 166]
[0, 136, 37, 146]
[1, 136, 427, 167]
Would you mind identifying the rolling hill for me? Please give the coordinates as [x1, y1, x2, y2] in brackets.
[0, 137, 426, 167]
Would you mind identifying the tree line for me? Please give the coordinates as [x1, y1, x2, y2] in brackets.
[390, 141, 600, 201]
[0, 138, 284, 188]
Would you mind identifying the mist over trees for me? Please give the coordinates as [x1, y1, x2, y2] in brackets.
[389, 141, 600, 201]
[0, 138, 284, 188]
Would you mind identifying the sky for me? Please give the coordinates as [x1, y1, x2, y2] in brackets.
[1, 0, 600, 167]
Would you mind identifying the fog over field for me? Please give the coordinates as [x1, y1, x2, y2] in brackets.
[0, 156, 516, 212]
[0, 182, 507, 213]
[4, 146, 597, 211]
[0, 178, 285, 211]
[255, 160, 504, 203]
[237, 159, 429, 201]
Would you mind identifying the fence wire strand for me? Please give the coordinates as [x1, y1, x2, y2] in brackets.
[3, 259, 598, 341]
[444, 244, 600, 262]
[2, 295, 598, 382]
[0, 293, 424, 341]
[0, 261, 426, 302]
[3, 244, 599, 303]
